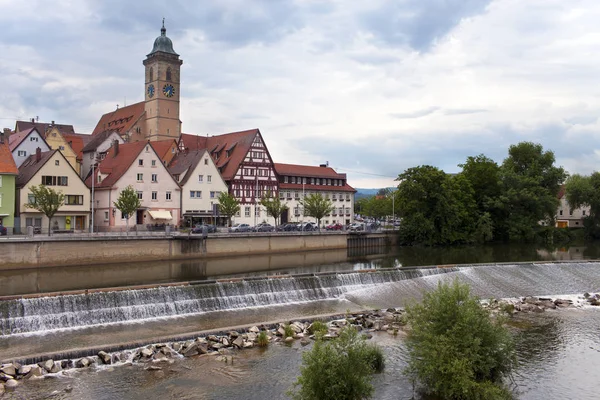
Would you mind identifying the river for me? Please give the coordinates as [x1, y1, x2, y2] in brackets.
[1, 242, 600, 399]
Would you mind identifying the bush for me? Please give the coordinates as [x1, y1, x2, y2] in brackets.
[257, 331, 269, 347]
[405, 280, 516, 400]
[283, 324, 295, 338]
[289, 326, 384, 400]
[308, 320, 328, 336]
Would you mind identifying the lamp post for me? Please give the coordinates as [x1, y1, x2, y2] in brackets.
[91, 160, 95, 233]
[301, 180, 305, 234]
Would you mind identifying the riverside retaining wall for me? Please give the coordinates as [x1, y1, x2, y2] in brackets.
[0, 233, 395, 270]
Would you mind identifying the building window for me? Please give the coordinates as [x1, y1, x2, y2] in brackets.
[151, 174, 158, 183]
[18, 150, 26, 157]
[0, 176, 2, 187]
[137, 191, 143, 200]
[152, 191, 158, 201]
[279, 191, 285, 199]
[152, 160, 156, 167]
[137, 173, 143, 182]
[583, 210, 586, 216]
[121, 211, 127, 220]
[198, 175, 203, 183]
[0, 193, 2, 207]
[59, 146, 65, 151]
[139, 159, 143, 166]
[149, 67, 153, 81]
[235, 210, 241, 217]
[55, 160, 59, 166]
[255, 206, 261, 217]
[30, 136, 38, 141]
[204, 158, 208, 165]
[166, 191, 172, 201]
[570, 210, 573, 216]
[41, 176, 68, 186]
[559, 210, 563, 216]
[207, 175, 212, 183]
[65, 195, 83, 205]
[210, 191, 216, 199]
[245, 206, 251, 217]
[166, 67, 172, 81]
[295, 192, 300, 199]
[104, 211, 109, 221]
[332, 194, 337, 201]
[190, 191, 201, 198]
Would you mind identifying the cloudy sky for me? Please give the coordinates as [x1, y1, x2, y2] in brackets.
[2, 0, 600, 188]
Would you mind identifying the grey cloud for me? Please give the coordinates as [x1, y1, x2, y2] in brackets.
[564, 115, 598, 125]
[390, 106, 439, 119]
[444, 108, 488, 115]
[362, 0, 492, 51]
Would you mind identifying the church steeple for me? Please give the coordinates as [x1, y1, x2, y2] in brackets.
[143, 20, 183, 142]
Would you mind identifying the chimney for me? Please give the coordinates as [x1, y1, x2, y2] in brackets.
[3, 128, 11, 136]
[51, 120, 55, 125]
[36, 147, 41, 162]
[0, 130, 4, 144]
[31, 118, 35, 123]
[319, 164, 327, 168]
[112, 140, 119, 157]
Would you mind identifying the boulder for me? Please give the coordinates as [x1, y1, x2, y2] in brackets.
[284, 337, 295, 344]
[0, 364, 16, 376]
[25, 366, 44, 379]
[243, 341, 254, 349]
[98, 351, 112, 364]
[249, 326, 260, 333]
[145, 365, 162, 371]
[233, 336, 244, 349]
[363, 318, 374, 328]
[50, 362, 62, 374]
[229, 331, 240, 339]
[290, 322, 304, 333]
[222, 338, 230, 347]
[539, 300, 557, 309]
[5, 379, 18, 389]
[18, 365, 32, 376]
[76, 358, 92, 368]
[300, 338, 311, 347]
[276, 326, 286, 337]
[207, 335, 219, 342]
[38, 359, 54, 373]
[140, 348, 154, 358]
[211, 342, 224, 350]
[172, 342, 182, 352]
[0, 372, 13, 382]
[247, 332, 257, 342]
[0, 383, 4, 395]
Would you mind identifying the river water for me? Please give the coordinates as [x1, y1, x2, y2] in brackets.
[2, 242, 600, 399]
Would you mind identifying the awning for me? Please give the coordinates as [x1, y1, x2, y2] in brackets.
[148, 210, 173, 220]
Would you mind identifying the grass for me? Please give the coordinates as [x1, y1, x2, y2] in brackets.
[257, 331, 269, 347]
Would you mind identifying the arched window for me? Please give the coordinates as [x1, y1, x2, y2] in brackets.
[166, 67, 172, 81]
[148, 67, 153, 81]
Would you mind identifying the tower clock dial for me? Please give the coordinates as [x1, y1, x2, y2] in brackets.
[147, 84, 155, 98]
[163, 84, 175, 98]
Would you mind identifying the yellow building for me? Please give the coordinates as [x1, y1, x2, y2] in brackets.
[44, 126, 80, 174]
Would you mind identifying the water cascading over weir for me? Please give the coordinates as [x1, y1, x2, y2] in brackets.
[0, 267, 457, 336]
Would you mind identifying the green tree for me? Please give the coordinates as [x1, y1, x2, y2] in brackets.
[24, 185, 65, 236]
[289, 326, 384, 400]
[405, 280, 516, 399]
[565, 172, 600, 238]
[301, 193, 334, 228]
[496, 142, 567, 241]
[113, 185, 141, 233]
[396, 166, 477, 245]
[260, 191, 288, 227]
[217, 192, 240, 227]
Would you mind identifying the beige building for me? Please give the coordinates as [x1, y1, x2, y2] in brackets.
[556, 186, 589, 228]
[44, 126, 80, 173]
[16, 149, 90, 233]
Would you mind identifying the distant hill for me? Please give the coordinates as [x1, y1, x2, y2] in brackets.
[355, 188, 394, 199]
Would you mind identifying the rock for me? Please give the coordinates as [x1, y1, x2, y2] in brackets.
[25, 366, 43, 379]
[0, 364, 16, 376]
[38, 359, 54, 373]
[277, 326, 286, 337]
[172, 342, 182, 352]
[300, 338, 311, 347]
[249, 326, 260, 333]
[18, 365, 32, 375]
[284, 337, 295, 344]
[233, 336, 244, 348]
[140, 348, 154, 358]
[222, 338, 230, 347]
[229, 331, 240, 339]
[243, 341, 254, 349]
[555, 299, 574, 308]
[0, 383, 4, 395]
[207, 335, 219, 342]
[290, 322, 304, 333]
[5, 379, 18, 388]
[50, 362, 62, 374]
[98, 351, 112, 364]
[247, 332, 257, 342]
[145, 365, 162, 371]
[65, 385, 73, 393]
[539, 300, 557, 309]
[363, 318, 374, 328]
[76, 358, 92, 368]
[211, 342, 224, 350]
[0, 372, 12, 382]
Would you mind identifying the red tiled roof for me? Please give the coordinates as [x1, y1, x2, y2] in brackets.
[92, 102, 145, 136]
[63, 133, 91, 161]
[557, 185, 566, 200]
[274, 163, 348, 179]
[180, 129, 260, 181]
[15, 121, 75, 136]
[279, 183, 356, 193]
[84, 141, 147, 189]
[0, 140, 18, 174]
[151, 139, 178, 164]
[8, 128, 37, 151]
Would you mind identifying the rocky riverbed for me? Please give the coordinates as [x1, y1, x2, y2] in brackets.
[1, 293, 599, 395]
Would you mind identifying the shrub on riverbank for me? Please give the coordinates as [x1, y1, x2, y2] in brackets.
[405, 280, 516, 399]
[288, 326, 384, 400]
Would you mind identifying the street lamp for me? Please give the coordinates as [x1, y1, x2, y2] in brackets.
[91, 159, 96, 233]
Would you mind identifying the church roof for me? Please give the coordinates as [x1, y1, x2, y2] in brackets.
[148, 21, 179, 56]
[91, 102, 145, 137]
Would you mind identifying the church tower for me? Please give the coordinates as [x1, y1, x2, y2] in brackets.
[143, 20, 183, 141]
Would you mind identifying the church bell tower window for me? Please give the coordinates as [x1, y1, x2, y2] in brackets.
[166, 67, 172, 81]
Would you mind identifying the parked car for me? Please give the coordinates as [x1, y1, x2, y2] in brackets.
[280, 223, 300, 232]
[300, 222, 319, 231]
[0, 225, 7, 236]
[348, 222, 365, 232]
[253, 223, 274, 232]
[326, 223, 343, 231]
[229, 223, 251, 233]
[191, 224, 216, 234]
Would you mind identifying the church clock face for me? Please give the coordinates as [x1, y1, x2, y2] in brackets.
[147, 84, 155, 98]
[163, 84, 175, 98]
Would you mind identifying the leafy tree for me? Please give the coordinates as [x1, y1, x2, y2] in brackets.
[496, 142, 567, 241]
[218, 192, 241, 227]
[565, 172, 600, 238]
[301, 193, 334, 228]
[113, 185, 141, 233]
[289, 326, 384, 400]
[24, 185, 65, 236]
[405, 280, 516, 399]
[396, 166, 477, 245]
[260, 191, 288, 227]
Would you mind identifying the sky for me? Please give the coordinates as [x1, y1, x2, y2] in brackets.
[2, 0, 600, 189]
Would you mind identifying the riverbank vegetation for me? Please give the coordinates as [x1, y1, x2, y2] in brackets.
[289, 326, 385, 400]
[405, 280, 516, 399]
[357, 142, 570, 246]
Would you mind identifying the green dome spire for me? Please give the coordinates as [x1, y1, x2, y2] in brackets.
[148, 18, 179, 56]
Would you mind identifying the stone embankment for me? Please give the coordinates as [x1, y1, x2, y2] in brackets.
[2, 293, 600, 394]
